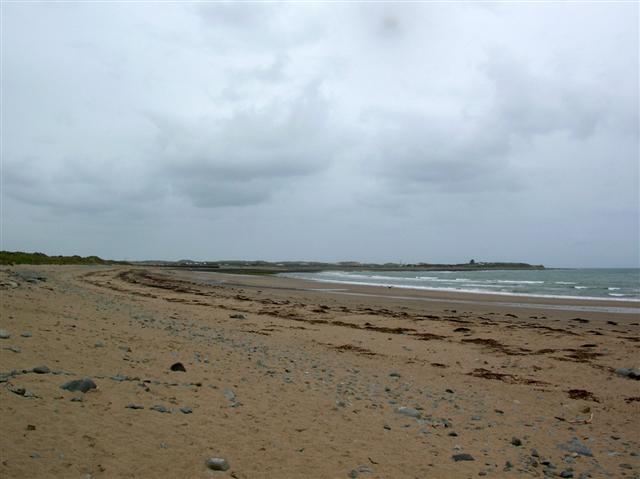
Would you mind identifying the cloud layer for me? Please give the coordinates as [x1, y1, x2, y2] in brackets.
[2, 3, 638, 266]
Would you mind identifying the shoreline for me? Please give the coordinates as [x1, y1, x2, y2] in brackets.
[173, 269, 640, 315]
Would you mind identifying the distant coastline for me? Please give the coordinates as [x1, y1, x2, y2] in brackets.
[0, 250, 544, 272]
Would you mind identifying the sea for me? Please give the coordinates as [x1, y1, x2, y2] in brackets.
[281, 268, 640, 301]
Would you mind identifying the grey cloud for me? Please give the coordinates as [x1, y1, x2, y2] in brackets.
[152, 83, 347, 207]
[2, 3, 637, 266]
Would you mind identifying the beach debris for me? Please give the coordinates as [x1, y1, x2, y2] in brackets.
[205, 457, 230, 471]
[32, 366, 50, 374]
[126, 404, 144, 410]
[452, 453, 475, 461]
[60, 378, 97, 393]
[111, 374, 128, 382]
[615, 367, 640, 380]
[170, 362, 186, 372]
[395, 406, 421, 419]
[567, 389, 599, 402]
[559, 438, 593, 457]
[0, 330, 11, 339]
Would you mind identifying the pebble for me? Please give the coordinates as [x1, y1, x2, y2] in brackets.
[389, 372, 401, 378]
[511, 437, 523, 447]
[170, 362, 186, 372]
[559, 470, 574, 478]
[452, 453, 475, 462]
[151, 405, 170, 413]
[32, 366, 50, 374]
[5, 346, 21, 353]
[0, 330, 10, 339]
[230, 314, 246, 320]
[615, 368, 640, 380]
[70, 396, 83, 402]
[21, 332, 32, 338]
[180, 406, 193, 414]
[126, 404, 144, 410]
[395, 406, 421, 419]
[531, 448, 540, 457]
[559, 438, 593, 457]
[60, 378, 97, 393]
[205, 457, 230, 471]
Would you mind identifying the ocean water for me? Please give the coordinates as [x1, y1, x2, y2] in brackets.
[281, 269, 640, 301]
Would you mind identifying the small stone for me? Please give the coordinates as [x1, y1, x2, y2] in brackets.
[448, 432, 458, 437]
[389, 371, 401, 378]
[94, 341, 105, 348]
[179, 406, 192, 414]
[531, 448, 540, 457]
[27, 424, 36, 431]
[70, 396, 83, 402]
[383, 424, 391, 430]
[111, 374, 128, 382]
[511, 437, 523, 447]
[5, 346, 20, 353]
[0, 330, 10, 339]
[620, 464, 633, 470]
[21, 332, 32, 338]
[452, 453, 475, 462]
[395, 406, 421, 419]
[504, 460, 514, 470]
[559, 470, 574, 478]
[170, 362, 186, 372]
[32, 366, 50, 374]
[230, 314, 246, 319]
[60, 378, 97, 393]
[205, 457, 230, 471]
[348, 470, 358, 479]
[559, 438, 593, 457]
[223, 388, 236, 401]
[126, 404, 144, 410]
[615, 368, 640, 380]
[151, 405, 170, 413]
[9, 386, 26, 396]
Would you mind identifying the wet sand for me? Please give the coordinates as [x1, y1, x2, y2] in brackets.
[1, 265, 639, 478]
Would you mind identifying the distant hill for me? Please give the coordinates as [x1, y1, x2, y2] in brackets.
[0, 251, 123, 265]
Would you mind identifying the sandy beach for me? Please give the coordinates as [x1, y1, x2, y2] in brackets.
[1, 265, 638, 478]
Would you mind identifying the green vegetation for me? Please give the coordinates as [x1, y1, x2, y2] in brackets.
[0, 251, 122, 265]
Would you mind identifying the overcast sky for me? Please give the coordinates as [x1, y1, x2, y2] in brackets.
[2, 2, 638, 267]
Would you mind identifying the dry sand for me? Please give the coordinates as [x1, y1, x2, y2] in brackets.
[0, 265, 638, 478]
